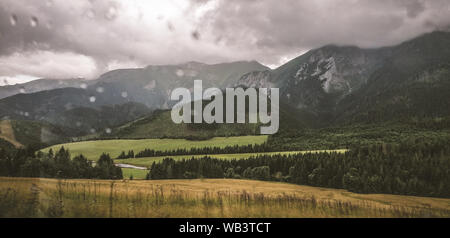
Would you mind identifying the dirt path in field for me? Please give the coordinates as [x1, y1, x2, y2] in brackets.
[115, 163, 147, 170]
[0, 120, 23, 148]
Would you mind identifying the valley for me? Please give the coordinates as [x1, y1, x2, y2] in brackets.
[42, 135, 268, 160]
[1, 31, 450, 218]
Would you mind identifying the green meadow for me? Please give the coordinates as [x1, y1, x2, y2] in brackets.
[42, 135, 268, 160]
[121, 168, 148, 180]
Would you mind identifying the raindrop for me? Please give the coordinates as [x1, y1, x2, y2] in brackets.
[176, 69, 184, 77]
[46, 21, 53, 29]
[89, 96, 96, 103]
[30, 16, 39, 27]
[10, 14, 18, 26]
[90, 128, 96, 134]
[191, 30, 200, 40]
[187, 70, 198, 77]
[121, 91, 128, 98]
[76, 121, 82, 127]
[19, 88, 25, 93]
[105, 128, 112, 134]
[144, 80, 156, 90]
[215, 36, 223, 44]
[64, 103, 73, 110]
[24, 112, 29, 117]
[105, 6, 117, 20]
[80, 83, 87, 89]
[85, 9, 95, 19]
[96, 87, 104, 93]
[167, 21, 174, 32]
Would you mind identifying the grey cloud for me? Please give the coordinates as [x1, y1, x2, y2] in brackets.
[0, 0, 449, 82]
[404, 0, 426, 18]
[194, 0, 450, 66]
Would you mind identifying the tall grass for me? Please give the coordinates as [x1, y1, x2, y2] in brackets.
[0, 177, 448, 218]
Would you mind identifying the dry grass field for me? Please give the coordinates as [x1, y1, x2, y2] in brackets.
[1, 177, 448, 218]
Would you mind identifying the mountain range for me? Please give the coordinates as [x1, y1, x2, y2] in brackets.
[1, 31, 450, 145]
[238, 31, 450, 126]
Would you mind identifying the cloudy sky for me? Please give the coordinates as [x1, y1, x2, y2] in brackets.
[0, 0, 449, 85]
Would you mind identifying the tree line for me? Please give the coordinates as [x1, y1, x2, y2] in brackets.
[117, 143, 276, 159]
[0, 146, 122, 179]
[146, 138, 450, 198]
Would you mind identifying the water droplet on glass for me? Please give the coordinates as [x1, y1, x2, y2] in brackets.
[105, 6, 117, 20]
[64, 103, 73, 110]
[24, 112, 29, 117]
[96, 87, 104, 93]
[144, 80, 156, 90]
[167, 22, 174, 32]
[46, 21, 53, 29]
[215, 36, 223, 45]
[10, 14, 18, 26]
[85, 9, 95, 19]
[80, 83, 87, 89]
[89, 96, 96, 103]
[121, 91, 128, 98]
[90, 128, 96, 133]
[76, 121, 82, 127]
[19, 88, 25, 93]
[191, 30, 200, 40]
[30, 16, 39, 27]
[187, 70, 198, 77]
[176, 69, 184, 77]
[105, 128, 112, 134]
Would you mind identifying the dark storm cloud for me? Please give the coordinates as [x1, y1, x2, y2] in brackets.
[0, 0, 208, 80]
[0, 0, 449, 82]
[192, 0, 450, 67]
[403, 0, 426, 18]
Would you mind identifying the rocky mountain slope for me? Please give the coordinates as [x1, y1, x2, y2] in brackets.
[237, 31, 450, 126]
[1, 31, 450, 141]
